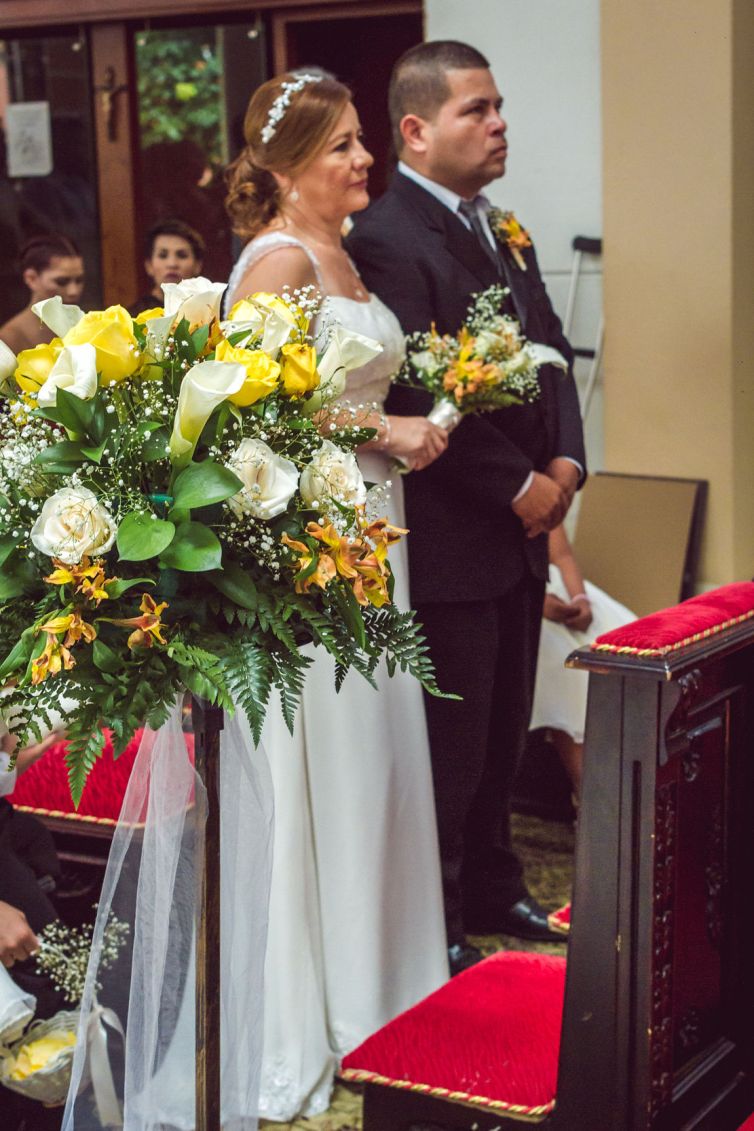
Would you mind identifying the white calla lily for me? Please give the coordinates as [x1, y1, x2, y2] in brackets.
[527, 343, 569, 370]
[0, 340, 16, 392]
[142, 314, 175, 358]
[37, 344, 98, 408]
[304, 325, 383, 414]
[169, 359, 248, 467]
[162, 277, 227, 330]
[31, 296, 85, 338]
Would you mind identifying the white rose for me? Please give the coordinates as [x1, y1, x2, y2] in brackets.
[227, 438, 299, 520]
[162, 277, 227, 329]
[37, 343, 98, 408]
[30, 486, 116, 564]
[410, 348, 443, 378]
[300, 440, 367, 511]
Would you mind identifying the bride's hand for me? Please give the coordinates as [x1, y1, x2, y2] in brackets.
[387, 417, 448, 471]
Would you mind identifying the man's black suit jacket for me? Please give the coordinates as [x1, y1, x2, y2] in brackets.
[346, 172, 586, 605]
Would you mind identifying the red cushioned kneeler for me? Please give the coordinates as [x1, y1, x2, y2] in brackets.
[342, 952, 565, 1121]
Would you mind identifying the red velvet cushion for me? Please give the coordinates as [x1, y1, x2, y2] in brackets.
[341, 951, 565, 1119]
[737, 1116, 754, 1131]
[8, 731, 195, 825]
[592, 581, 754, 657]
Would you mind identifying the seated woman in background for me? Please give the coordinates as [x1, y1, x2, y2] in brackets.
[129, 218, 205, 317]
[529, 524, 635, 802]
[0, 234, 84, 353]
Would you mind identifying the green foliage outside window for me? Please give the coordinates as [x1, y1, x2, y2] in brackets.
[135, 30, 224, 167]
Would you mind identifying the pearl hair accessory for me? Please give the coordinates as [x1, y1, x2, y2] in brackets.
[261, 73, 323, 145]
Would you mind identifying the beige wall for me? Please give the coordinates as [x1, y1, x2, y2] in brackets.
[602, 0, 754, 587]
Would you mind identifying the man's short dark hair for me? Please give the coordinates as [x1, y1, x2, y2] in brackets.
[388, 40, 490, 153]
[143, 218, 205, 261]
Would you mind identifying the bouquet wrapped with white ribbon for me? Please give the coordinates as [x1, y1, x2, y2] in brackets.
[398, 284, 568, 438]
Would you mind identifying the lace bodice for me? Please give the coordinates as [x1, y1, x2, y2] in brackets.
[225, 232, 406, 410]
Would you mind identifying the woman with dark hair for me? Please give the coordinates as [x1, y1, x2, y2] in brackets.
[225, 73, 449, 1119]
[128, 218, 205, 316]
[0, 235, 84, 353]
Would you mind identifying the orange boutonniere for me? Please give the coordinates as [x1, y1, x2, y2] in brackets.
[489, 209, 532, 271]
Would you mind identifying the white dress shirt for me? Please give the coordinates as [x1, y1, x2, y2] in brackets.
[396, 161, 583, 501]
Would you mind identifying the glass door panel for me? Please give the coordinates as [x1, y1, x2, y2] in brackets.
[0, 32, 102, 323]
[133, 21, 266, 286]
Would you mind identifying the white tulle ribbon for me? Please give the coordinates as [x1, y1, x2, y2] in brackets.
[87, 998, 125, 1127]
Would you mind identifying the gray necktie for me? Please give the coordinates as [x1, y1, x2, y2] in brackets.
[457, 199, 501, 273]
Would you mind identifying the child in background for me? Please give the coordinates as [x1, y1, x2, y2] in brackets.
[530, 524, 635, 802]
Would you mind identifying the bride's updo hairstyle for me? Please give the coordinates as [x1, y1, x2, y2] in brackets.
[226, 72, 352, 243]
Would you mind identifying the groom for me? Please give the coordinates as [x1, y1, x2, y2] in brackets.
[348, 40, 586, 973]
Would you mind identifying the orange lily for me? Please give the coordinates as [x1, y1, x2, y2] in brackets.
[45, 557, 113, 605]
[31, 634, 75, 685]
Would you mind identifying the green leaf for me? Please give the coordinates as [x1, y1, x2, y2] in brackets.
[159, 522, 222, 572]
[142, 427, 170, 462]
[117, 512, 176, 561]
[172, 460, 243, 511]
[0, 627, 36, 682]
[191, 324, 210, 355]
[35, 440, 85, 473]
[103, 576, 154, 599]
[65, 725, 106, 807]
[206, 562, 258, 611]
[45, 386, 96, 438]
[92, 639, 121, 673]
[332, 583, 367, 652]
[0, 555, 37, 600]
[0, 534, 21, 569]
[80, 441, 107, 463]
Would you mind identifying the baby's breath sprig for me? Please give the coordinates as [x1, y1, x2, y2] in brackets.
[35, 912, 130, 1004]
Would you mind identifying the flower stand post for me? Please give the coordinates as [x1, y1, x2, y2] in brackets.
[192, 696, 223, 1131]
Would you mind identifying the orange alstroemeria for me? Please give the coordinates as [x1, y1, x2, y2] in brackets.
[443, 330, 497, 403]
[45, 557, 113, 606]
[38, 610, 97, 649]
[102, 594, 169, 649]
[31, 634, 75, 685]
[281, 533, 337, 594]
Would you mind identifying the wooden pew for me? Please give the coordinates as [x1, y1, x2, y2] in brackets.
[347, 584, 754, 1130]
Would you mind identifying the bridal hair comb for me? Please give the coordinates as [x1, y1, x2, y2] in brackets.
[261, 73, 323, 145]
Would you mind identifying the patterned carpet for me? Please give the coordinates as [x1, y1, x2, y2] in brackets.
[259, 812, 575, 1130]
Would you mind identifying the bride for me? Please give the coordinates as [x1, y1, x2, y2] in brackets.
[225, 72, 450, 1120]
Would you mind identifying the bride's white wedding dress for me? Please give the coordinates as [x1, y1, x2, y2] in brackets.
[226, 233, 448, 1121]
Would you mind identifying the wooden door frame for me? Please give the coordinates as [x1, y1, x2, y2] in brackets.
[89, 23, 140, 307]
[269, 1, 422, 74]
[0, 0, 419, 32]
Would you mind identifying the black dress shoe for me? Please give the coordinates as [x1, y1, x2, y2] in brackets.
[447, 942, 484, 977]
[465, 896, 564, 942]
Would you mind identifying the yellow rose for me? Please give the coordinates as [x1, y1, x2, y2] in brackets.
[134, 306, 164, 324]
[215, 339, 280, 406]
[228, 298, 260, 323]
[280, 343, 319, 397]
[14, 339, 63, 394]
[64, 305, 140, 384]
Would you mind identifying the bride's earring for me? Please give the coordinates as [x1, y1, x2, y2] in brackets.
[289, 187, 299, 203]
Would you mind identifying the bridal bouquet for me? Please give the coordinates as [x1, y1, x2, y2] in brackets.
[0, 280, 440, 803]
[397, 284, 567, 434]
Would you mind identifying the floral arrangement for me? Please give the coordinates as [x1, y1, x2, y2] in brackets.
[488, 208, 532, 270]
[0, 279, 442, 803]
[397, 284, 567, 436]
